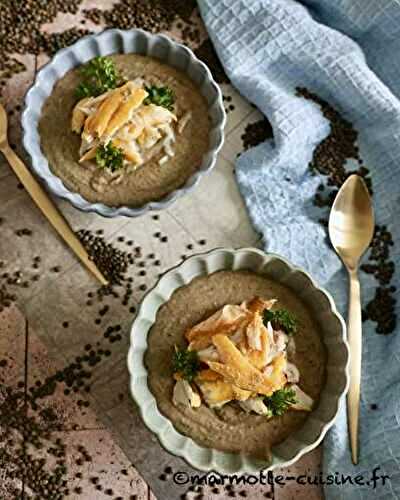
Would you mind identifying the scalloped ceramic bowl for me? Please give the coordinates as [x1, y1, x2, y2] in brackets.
[128, 248, 349, 473]
[22, 29, 225, 217]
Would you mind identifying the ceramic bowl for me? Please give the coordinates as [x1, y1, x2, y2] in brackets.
[127, 247, 349, 473]
[22, 29, 225, 217]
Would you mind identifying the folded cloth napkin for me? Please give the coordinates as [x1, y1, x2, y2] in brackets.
[198, 1, 400, 498]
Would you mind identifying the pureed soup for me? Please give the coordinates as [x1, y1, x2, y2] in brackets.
[145, 270, 326, 461]
[39, 54, 210, 207]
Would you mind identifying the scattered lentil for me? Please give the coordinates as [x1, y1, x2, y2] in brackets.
[241, 117, 273, 151]
[15, 228, 32, 237]
[0, 0, 90, 87]
[194, 38, 229, 84]
[84, 0, 196, 37]
[297, 87, 396, 334]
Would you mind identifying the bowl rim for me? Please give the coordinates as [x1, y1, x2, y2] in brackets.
[21, 28, 226, 217]
[127, 247, 350, 473]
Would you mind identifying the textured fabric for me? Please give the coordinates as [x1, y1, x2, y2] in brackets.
[198, 1, 400, 499]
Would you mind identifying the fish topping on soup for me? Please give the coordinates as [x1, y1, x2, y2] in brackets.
[171, 296, 313, 417]
[72, 78, 191, 172]
[39, 55, 209, 207]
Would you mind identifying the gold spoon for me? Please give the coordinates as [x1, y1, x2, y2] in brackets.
[0, 102, 108, 286]
[328, 174, 374, 465]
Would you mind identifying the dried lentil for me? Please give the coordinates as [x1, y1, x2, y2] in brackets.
[84, 0, 196, 37]
[240, 118, 273, 151]
[194, 38, 229, 84]
[296, 87, 396, 334]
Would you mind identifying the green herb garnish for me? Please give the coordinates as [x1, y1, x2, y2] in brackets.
[76, 56, 120, 98]
[263, 308, 297, 335]
[95, 142, 124, 172]
[144, 85, 175, 111]
[264, 387, 297, 417]
[172, 346, 200, 382]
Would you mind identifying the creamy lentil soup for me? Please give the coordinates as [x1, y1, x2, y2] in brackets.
[39, 54, 210, 207]
[145, 270, 326, 461]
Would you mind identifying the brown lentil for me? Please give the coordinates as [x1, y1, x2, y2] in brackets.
[0, 0, 89, 86]
[296, 87, 396, 334]
[84, 0, 197, 38]
[240, 117, 273, 151]
[194, 38, 229, 84]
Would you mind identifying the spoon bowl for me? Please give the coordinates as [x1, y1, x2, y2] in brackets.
[329, 175, 375, 270]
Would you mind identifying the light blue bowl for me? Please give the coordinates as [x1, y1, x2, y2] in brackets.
[128, 248, 349, 473]
[22, 29, 226, 217]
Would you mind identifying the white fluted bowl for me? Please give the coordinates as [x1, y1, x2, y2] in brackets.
[127, 248, 349, 473]
[22, 29, 225, 217]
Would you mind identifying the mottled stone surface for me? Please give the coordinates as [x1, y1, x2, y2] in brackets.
[0, 2, 324, 499]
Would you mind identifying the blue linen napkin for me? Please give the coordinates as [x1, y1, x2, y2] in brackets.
[198, 1, 400, 498]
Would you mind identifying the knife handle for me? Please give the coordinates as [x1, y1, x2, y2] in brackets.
[347, 268, 362, 465]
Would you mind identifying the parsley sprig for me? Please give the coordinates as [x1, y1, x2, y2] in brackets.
[144, 85, 175, 111]
[95, 143, 124, 172]
[263, 308, 297, 335]
[264, 387, 297, 417]
[76, 56, 120, 98]
[172, 346, 200, 382]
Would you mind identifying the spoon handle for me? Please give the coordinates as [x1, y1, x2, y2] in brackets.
[347, 268, 362, 465]
[0, 144, 108, 286]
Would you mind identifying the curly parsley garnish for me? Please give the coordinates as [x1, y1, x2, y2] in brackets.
[144, 85, 175, 111]
[172, 346, 200, 382]
[95, 142, 124, 172]
[263, 308, 298, 335]
[264, 387, 297, 417]
[76, 56, 120, 98]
